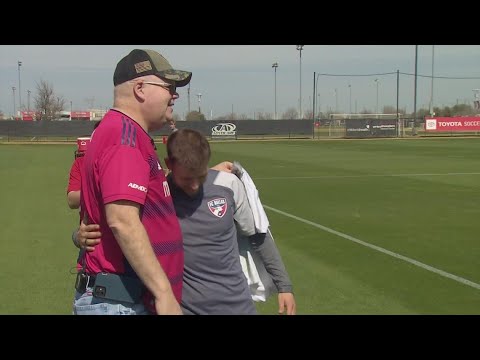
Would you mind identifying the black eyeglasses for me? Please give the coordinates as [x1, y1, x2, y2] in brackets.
[143, 81, 177, 95]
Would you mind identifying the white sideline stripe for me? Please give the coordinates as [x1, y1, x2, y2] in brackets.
[256, 172, 480, 180]
[264, 205, 480, 291]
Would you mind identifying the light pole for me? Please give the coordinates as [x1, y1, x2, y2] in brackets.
[334, 88, 338, 113]
[314, 72, 322, 119]
[188, 83, 191, 114]
[413, 45, 418, 127]
[317, 93, 321, 118]
[375, 78, 379, 114]
[70, 101, 73, 120]
[27, 90, 31, 112]
[348, 84, 352, 114]
[197, 93, 202, 113]
[272, 62, 278, 120]
[18, 61, 22, 110]
[12, 87, 16, 119]
[296, 45, 304, 119]
[429, 45, 435, 117]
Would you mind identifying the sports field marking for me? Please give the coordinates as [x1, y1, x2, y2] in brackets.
[264, 205, 480, 291]
[257, 172, 480, 180]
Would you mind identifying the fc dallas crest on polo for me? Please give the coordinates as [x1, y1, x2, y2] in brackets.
[207, 198, 227, 218]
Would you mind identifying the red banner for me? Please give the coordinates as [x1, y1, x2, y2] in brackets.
[71, 111, 91, 118]
[21, 111, 36, 121]
[425, 117, 480, 132]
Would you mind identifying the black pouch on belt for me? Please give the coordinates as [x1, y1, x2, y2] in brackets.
[75, 272, 88, 293]
[92, 273, 144, 304]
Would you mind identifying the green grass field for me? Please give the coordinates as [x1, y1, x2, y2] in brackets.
[1, 137, 480, 314]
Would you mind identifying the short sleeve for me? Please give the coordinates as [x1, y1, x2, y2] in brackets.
[99, 145, 151, 205]
[67, 157, 82, 194]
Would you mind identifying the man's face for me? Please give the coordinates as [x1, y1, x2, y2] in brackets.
[138, 77, 179, 131]
[168, 160, 208, 197]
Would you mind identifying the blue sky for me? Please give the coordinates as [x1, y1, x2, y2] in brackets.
[1, 45, 479, 118]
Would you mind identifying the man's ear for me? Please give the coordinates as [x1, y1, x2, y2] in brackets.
[164, 157, 172, 170]
[133, 81, 146, 100]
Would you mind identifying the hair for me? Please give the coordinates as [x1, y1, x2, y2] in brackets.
[167, 128, 211, 171]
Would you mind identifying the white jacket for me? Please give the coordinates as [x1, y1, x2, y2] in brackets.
[234, 162, 276, 302]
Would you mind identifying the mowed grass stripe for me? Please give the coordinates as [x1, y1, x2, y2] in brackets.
[255, 172, 480, 180]
[264, 204, 480, 291]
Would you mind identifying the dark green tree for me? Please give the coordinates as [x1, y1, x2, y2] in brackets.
[186, 111, 206, 121]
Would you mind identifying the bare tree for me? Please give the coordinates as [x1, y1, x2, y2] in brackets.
[304, 109, 314, 119]
[256, 112, 274, 120]
[383, 105, 405, 114]
[34, 79, 66, 120]
[225, 112, 237, 121]
[451, 103, 474, 116]
[214, 113, 237, 121]
[262, 112, 274, 120]
[281, 107, 298, 120]
[360, 108, 373, 114]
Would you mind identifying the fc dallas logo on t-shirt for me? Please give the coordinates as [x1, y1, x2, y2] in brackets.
[207, 198, 227, 218]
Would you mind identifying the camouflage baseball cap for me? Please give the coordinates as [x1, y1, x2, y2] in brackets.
[113, 49, 192, 87]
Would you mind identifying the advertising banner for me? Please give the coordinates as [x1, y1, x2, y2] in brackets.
[21, 111, 36, 121]
[211, 122, 237, 139]
[425, 117, 480, 132]
[71, 111, 91, 119]
[345, 119, 397, 138]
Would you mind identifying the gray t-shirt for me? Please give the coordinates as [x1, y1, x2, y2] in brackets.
[169, 169, 257, 315]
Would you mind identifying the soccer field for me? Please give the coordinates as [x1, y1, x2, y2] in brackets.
[1, 137, 480, 314]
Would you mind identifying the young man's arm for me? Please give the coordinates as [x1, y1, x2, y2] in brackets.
[248, 231, 296, 315]
[105, 200, 182, 315]
[248, 231, 293, 293]
[229, 173, 296, 315]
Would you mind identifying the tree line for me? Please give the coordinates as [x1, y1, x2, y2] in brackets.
[2, 80, 478, 121]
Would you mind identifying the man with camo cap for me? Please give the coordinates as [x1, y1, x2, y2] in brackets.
[72, 49, 191, 315]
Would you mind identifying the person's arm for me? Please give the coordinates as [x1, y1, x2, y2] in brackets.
[73, 220, 101, 251]
[230, 175, 296, 314]
[248, 230, 296, 315]
[105, 199, 182, 315]
[67, 190, 81, 209]
[228, 166, 296, 314]
[67, 158, 82, 209]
